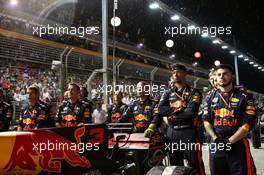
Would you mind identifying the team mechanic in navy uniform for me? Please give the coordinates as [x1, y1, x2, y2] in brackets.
[118, 81, 159, 133]
[80, 86, 94, 111]
[55, 83, 92, 127]
[0, 88, 13, 131]
[203, 64, 256, 175]
[108, 91, 128, 123]
[200, 69, 219, 143]
[17, 85, 49, 131]
[145, 64, 205, 175]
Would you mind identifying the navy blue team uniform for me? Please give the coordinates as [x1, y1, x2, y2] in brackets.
[119, 96, 158, 133]
[82, 98, 94, 112]
[152, 85, 205, 175]
[81, 99, 93, 122]
[55, 100, 92, 127]
[203, 88, 256, 175]
[0, 101, 13, 131]
[108, 102, 128, 123]
[19, 102, 48, 130]
[39, 100, 56, 127]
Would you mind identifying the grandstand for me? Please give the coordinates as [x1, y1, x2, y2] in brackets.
[0, 27, 209, 86]
[0, 15, 210, 124]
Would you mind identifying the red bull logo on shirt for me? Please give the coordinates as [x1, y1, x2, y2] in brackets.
[213, 108, 234, 118]
[213, 108, 237, 127]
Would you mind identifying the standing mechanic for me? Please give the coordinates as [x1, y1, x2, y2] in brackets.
[145, 64, 205, 175]
[209, 69, 218, 90]
[203, 64, 256, 175]
[108, 91, 128, 123]
[17, 85, 48, 131]
[119, 81, 158, 133]
[55, 83, 92, 127]
[199, 69, 219, 143]
[80, 86, 93, 121]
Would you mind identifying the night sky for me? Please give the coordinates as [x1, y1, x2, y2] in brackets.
[112, 0, 264, 93]
[160, 0, 264, 93]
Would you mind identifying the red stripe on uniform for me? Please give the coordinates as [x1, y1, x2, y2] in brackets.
[242, 138, 256, 175]
[196, 137, 205, 175]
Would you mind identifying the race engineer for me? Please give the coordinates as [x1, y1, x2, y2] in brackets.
[203, 64, 256, 175]
[108, 91, 128, 123]
[144, 64, 205, 175]
[0, 88, 13, 131]
[17, 85, 49, 131]
[55, 83, 92, 127]
[118, 81, 159, 133]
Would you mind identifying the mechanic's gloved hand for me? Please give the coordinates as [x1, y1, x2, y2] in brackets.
[214, 137, 232, 152]
[144, 124, 157, 138]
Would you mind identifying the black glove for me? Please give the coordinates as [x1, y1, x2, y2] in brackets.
[214, 137, 232, 152]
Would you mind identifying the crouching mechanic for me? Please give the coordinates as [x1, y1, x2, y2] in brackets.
[145, 64, 205, 175]
[203, 64, 256, 175]
[118, 81, 159, 133]
[55, 83, 92, 127]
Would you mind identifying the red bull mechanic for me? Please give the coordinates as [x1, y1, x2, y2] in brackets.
[199, 69, 219, 143]
[17, 85, 49, 131]
[145, 64, 205, 175]
[118, 81, 159, 133]
[55, 83, 92, 127]
[38, 97, 56, 128]
[80, 86, 94, 116]
[0, 88, 13, 131]
[203, 69, 218, 115]
[108, 91, 128, 123]
[209, 69, 218, 90]
[203, 64, 256, 175]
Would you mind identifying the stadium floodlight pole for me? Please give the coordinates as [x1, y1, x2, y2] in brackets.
[65, 47, 74, 83]
[112, 0, 118, 99]
[233, 35, 240, 86]
[113, 59, 121, 90]
[59, 46, 69, 95]
[102, 0, 109, 105]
